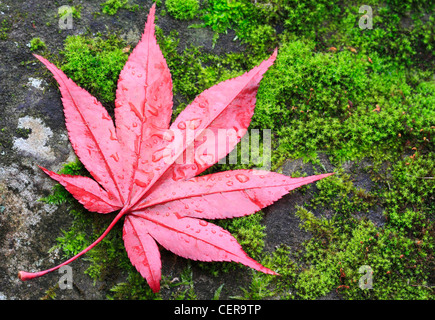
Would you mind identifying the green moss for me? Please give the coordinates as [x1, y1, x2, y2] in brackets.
[199, 0, 257, 45]
[252, 39, 434, 166]
[309, 172, 377, 217]
[289, 161, 434, 300]
[165, 0, 200, 20]
[29, 37, 46, 51]
[233, 245, 299, 300]
[15, 127, 32, 139]
[108, 272, 160, 300]
[170, 265, 198, 300]
[108, 263, 198, 300]
[294, 210, 434, 299]
[198, 0, 434, 68]
[0, 18, 12, 41]
[57, 5, 82, 19]
[328, 2, 435, 68]
[101, 0, 139, 16]
[382, 152, 435, 233]
[60, 34, 128, 107]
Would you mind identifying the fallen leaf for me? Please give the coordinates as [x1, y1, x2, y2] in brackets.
[18, 4, 333, 292]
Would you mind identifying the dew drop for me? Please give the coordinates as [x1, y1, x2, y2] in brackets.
[129, 102, 143, 121]
[134, 137, 141, 154]
[172, 167, 187, 181]
[199, 220, 208, 227]
[177, 121, 186, 130]
[226, 181, 233, 186]
[152, 131, 174, 142]
[152, 151, 163, 162]
[109, 129, 117, 141]
[164, 131, 175, 142]
[148, 106, 159, 117]
[134, 179, 147, 187]
[110, 152, 119, 162]
[188, 118, 202, 130]
[235, 174, 249, 183]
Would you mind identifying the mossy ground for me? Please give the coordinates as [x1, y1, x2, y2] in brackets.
[36, 0, 434, 300]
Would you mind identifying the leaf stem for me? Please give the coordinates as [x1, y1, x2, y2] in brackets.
[18, 207, 129, 281]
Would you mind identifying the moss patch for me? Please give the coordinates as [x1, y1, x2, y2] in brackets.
[165, 0, 200, 20]
[60, 33, 129, 108]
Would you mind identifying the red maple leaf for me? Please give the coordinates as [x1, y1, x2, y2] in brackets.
[18, 4, 333, 293]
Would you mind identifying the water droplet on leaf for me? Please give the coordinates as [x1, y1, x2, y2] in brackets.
[235, 174, 249, 183]
[199, 220, 208, 227]
[177, 121, 186, 130]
